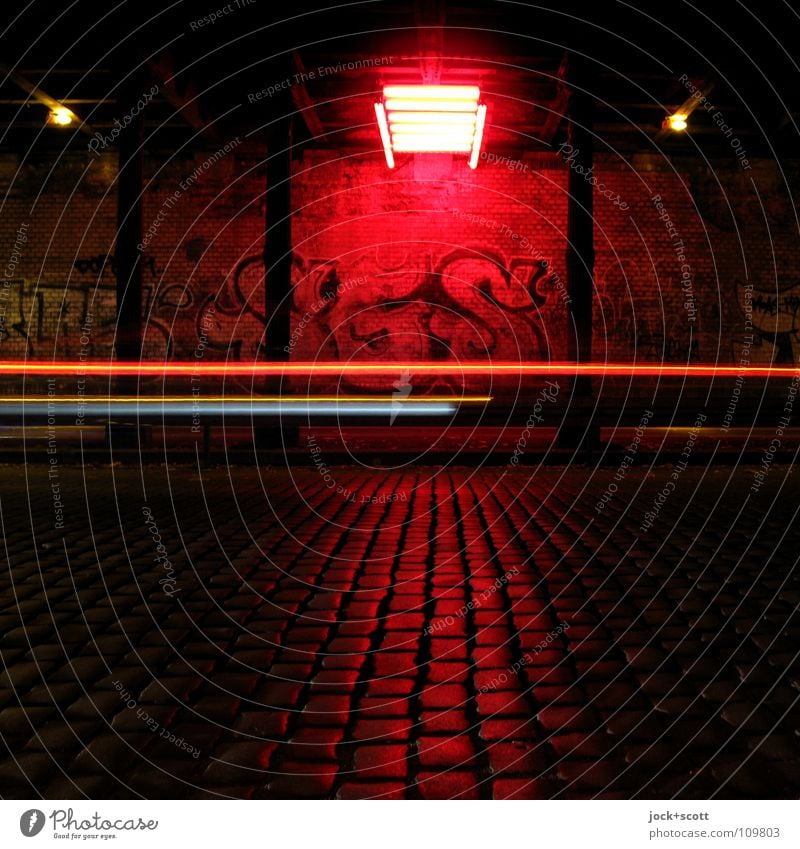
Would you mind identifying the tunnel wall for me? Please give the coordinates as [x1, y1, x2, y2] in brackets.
[1, 148, 797, 366]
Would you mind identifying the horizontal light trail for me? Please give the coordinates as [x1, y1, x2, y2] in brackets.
[0, 395, 490, 404]
[0, 401, 458, 417]
[1, 362, 799, 378]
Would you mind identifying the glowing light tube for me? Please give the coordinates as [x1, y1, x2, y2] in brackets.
[469, 103, 487, 169]
[389, 112, 477, 126]
[392, 139, 473, 152]
[0, 401, 458, 417]
[383, 85, 481, 102]
[374, 102, 395, 168]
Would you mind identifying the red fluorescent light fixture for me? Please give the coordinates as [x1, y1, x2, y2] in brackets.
[375, 85, 487, 168]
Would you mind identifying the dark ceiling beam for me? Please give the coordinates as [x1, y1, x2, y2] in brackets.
[263, 53, 294, 364]
[146, 53, 216, 141]
[16, 68, 113, 75]
[597, 123, 748, 135]
[115, 68, 145, 365]
[563, 51, 595, 414]
[415, 0, 446, 83]
[0, 98, 117, 105]
[0, 63, 96, 136]
[0, 121, 192, 130]
[290, 51, 325, 139]
[599, 101, 747, 112]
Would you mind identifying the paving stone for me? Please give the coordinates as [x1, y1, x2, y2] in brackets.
[366, 677, 416, 697]
[537, 706, 601, 734]
[282, 726, 343, 761]
[70, 733, 151, 774]
[1, 465, 799, 799]
[425, 662, 470, 684]
[419, 709, 471, 735]
[351, 718, 413, 742]
[604, 710, 666, 740]
[476, 690, 530, 717]
[0, 752, 56, 794]
[233, 710, 290, 738]
[0, 662, 48, 690]
[252, 681, 305, 710]
[487, 741, 549, 776]
[26, 720, 98, 753]
[549, 733, 612, 760]
[492, 777, 560, 799]
[126, 765, 195, 798]
[201, 741, 279, 783]
[310, 670, 360, 693]
[336, 781, 408, 799]
[44, 774, 127, 799]
[301, 695, 352, 726]
[416, 735, 477, 769]
[478, 718, 539, 743]
[111, 704, 178, 733]
[135, 677, 204, 705]
[24, 683, 82, 707]
[266, 761, 338, 798]
[0, 705, 54, 734]
[372, 653, 418, 677]
[417, 771, 481, 799]
[357, 696, 411, 717]
[719, 703, 777, 732]
[64, 691, 123, 719]
[351, 744, 409, 779]
[556, 759, 625, 791]
[420, 684, 469, 710]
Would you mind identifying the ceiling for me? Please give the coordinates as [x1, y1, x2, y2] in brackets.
[1, 0, 799, 164]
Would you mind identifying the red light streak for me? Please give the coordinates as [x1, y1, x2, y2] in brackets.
[2, 362, 800, 378]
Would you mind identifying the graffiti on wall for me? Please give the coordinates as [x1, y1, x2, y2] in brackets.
[0, 245, 568, 373]
[738, 280, 800, 363]
[72, 253, 163, 280]
[0, 257, 207, 359]
[22, 247, 796, 369]
[0, 278, 117, 357]
[197, 246, 570, 376]
[595, 259, 702, 362]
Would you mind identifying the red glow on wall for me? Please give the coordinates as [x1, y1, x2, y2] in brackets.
[375, 85, 486, 167]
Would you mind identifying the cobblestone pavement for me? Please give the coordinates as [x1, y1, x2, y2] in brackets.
[1, 463, 799, 799]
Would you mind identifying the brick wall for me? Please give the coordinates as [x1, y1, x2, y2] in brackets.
[1, 148, 797, 370]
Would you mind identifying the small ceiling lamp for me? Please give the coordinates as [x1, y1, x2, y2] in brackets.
[663, 112, 688, 132]
[375, 84, 487, 169]
[48, 106, 75, 126]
